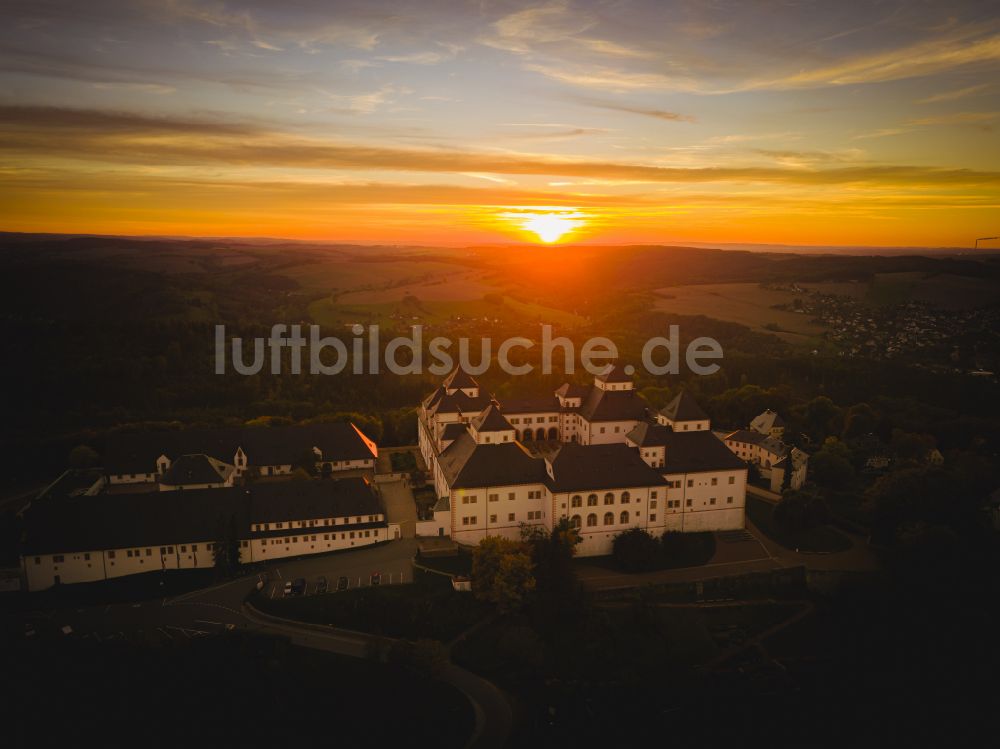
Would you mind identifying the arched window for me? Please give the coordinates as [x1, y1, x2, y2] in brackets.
[603, 512, 614, 526]
[604, 492, 614, 505]
[620, 510, 629, 524]
[571, 495, 582, 508]
[586, 513, 597, 527]
[570, 515, 582, 529]
[621, 491, 630, 504]
[587, 494, 598, 506]
[547, 426, 558, 440]
[522, 429, 532, 441]
[535, 427, 546, 441]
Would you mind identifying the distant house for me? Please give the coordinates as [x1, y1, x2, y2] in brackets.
[722, 409, 808, 490]
[104, 422, 377, 488]
[20, 477, 388, 592]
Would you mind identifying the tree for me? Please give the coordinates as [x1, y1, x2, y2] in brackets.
[471, 536, 536, 613]
[809, 449, 854, 489]
[799, 396, 842, 441]
[842, 402, 878, 441]
[612, 528, 661, 572]
[773, 489, 829, 536]
[68, 444, 99, 469]
[387, 639, 449, 678]
[522, 517, 581, 595]
[294, 448, 318, 476]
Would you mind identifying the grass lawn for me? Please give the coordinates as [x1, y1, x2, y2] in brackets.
[251, 568, 489, 641]
[747, 496, 852, 553]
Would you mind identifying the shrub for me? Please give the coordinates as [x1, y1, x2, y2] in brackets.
[612, 528, 661, 572]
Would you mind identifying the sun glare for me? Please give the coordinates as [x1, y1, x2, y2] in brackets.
[499, 207, 587, 243]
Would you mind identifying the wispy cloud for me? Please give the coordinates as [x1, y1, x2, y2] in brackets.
[3, 105, 998, 189]
[574, 98, 694, 122]
[917, 83, 991, 103]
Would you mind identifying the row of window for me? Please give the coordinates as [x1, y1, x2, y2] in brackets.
[570, 511, 634, 528]
[464, 491, 542, 504]
[253, 515, 378, 532]
[508, 415, 559, 425]
[461, 510, 544, 526]
[261, 530, 375, 546]
[570, 490, 646, 508]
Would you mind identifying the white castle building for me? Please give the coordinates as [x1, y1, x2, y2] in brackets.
[722, 409, 809, 492]
[418, 366, 748, 556]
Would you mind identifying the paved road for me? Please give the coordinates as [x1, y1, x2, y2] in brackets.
[10, 539, 419, 642]
[379, 478, 417, 538]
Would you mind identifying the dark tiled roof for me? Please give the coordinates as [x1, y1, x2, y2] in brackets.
[723, 429, 767, 445]
[161, 454, 227, 486]
[546, 443, 668, 493]
[660, 430, 749, 474]
[751, 409, 786, 431]
[626, 422, 671, 447]
[555, 382, 588, 399]
[437, 433, 548, 490]
[443, 367, 479, 391]
[248, 477, 381, 524]
[578, 386, 647, 423]
[21, 479, 381, 556]
[104, 423, 375, 475]
[441, 422, 467, 441]
[470, 402, 513, 433]
[595, 363, 633, 383]
[499, 394, 562, 413]
[425, 389, 491, 417]
[660, 391, 709, 423]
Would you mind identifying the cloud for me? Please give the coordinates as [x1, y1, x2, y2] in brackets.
[755, 31, 1000, 90]
[917, 83, 991, 103]
[574, 98, 694, 122]
[3, 105, 999, 189]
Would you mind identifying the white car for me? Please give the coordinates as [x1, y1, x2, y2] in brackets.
[282, 581, 293, 597]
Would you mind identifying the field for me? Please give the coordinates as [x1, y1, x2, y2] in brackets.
[653, 282, 827, 343]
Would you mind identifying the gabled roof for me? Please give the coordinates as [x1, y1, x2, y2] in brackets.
[21, 478, 383, 556]
[436, 433, 548, 490]
[626, 422, 672, 447]
[723, 429, 767, 445]
[659, 430, 749, 474]
[248, 477, 381, 524]
[470, 402, 513, 433]
[660, 391, 709, 423]
[751, 409, 786, 432]
[499, 394, 562, 413]
[424, 389, 491, 417]
[578, 386, 647, 423]
[161, 454, 228, 486]
[441, 422, 467, 442]
[595, 362, 633, 383]
[546, 443, 667, 493]
[104, 423, 376, 475]
[443, 367, 479, 391]
[555, 382, 589, 399]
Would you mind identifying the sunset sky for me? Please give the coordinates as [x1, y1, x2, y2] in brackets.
[1, 0, 998, 247]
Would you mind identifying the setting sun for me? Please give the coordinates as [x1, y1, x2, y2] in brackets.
[499, 207, 587, 243]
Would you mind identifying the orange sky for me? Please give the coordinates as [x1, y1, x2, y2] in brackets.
[1, 1, 998, 248]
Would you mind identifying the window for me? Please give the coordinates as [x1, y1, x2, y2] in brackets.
[108, 551, 116, 559]
[651, 491, 657, 499]
[84, 553, 90, 561]
[650, 501, 657, 509]
[462, 495, 477, 505]
[587, 494, 598, 506]
[686, 499, 693, 507]
[509, 492, 516, 500]
[650, 514, 657, 522]
[571, 515, 582, 528]
[711, 477, 718, 486]
[727, 496, 734, 504]
[34, 556, 41, 565]
[603, 512, 614, 525]
[729, 476, 736, 484]
[709, 498, 716, 505]
[586, 514, 598, 527]
[53, 555, 64, 563]
[571, 495, 582, 508]
[687, 480, 693, 488]
[490, 514, 497, 523]
[528, 490, 541, 499]
[604, 492, 614, 505]
[508, 513, 515, 522]
[600, 427, 606, 433]
[621, 491, 630, 503]
[620, 511, 629, 524]
[180, 545, 187, 553]
[489, 493, 499, 502]
[127, 550, 133, 558]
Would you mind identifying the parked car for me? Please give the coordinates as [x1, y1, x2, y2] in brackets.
[315, 577, 328, 594]
[370, 572, 381, 587]
[282, 581, 293, 597]
[292, 578, 306, 595]
[337, 576, 349, 591]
